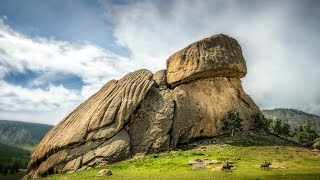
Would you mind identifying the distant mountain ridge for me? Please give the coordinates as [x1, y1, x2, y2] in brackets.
[262, 108, 320, 132]
[0, 120, 53, 146]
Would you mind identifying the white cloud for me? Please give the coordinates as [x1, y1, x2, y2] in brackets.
[0, 80, 80, 124]
[0, 80, 79, 111]
[1, 0, 319, 125]
[105, 0, 320, 115]
[0, 18, 139, 124]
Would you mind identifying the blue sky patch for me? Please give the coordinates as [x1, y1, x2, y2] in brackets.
[0, 0, 129, 56]
[4, 69, 84, 90]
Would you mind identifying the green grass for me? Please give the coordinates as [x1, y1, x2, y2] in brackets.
[42, 144, 320, 180]
[19, 144, 37, 152]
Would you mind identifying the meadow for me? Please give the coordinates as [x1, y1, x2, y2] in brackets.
[42, 133, 320, 180]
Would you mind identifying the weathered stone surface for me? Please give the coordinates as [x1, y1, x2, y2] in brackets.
[188, 159, 203, 165]
[188, 159, 221, 165]
[153, 69, 167, 87]
[188, 158, 219, 170]
[96, 169, 112, 176]
[128, 87, 174, 154]
[27, 69, 154, 178]
[192, 163, 205, 170]
[167, 34, 247, 86]
[94, 129, 131, 162]
[170, 77, 260, 148]
[26, 34, 261, 179]
[312, 138, 320, 150]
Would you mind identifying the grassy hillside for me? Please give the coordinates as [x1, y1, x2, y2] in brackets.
[0, 120, 53, 146]
[43, 132, 320, 180]
[262, 108, 320, 133]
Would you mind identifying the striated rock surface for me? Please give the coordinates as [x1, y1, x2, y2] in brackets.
[27, 69, 154, 178]
[166, 34, 247, 87]
[26, 34, 261, 178]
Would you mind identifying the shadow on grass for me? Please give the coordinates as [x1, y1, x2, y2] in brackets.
[0, 172, 25, 180]
[177, 131, 303, 150]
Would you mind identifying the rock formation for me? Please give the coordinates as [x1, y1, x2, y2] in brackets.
[166, 34, 247, 87]
[26, 34, 260, 178]
[312, 138, 320, 150]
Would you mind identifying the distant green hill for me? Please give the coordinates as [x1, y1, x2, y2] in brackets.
[0, 141, 30, 165]
[0, 141, 30, 178]
[0, 120, 52, 177]
[262, 108, 320, 133]
[0, 120, 53, 147]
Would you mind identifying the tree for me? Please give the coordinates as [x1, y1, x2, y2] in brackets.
[293, 124, 319, 146]
[252, 113, 272, 132]
[272, 119, 282, 134]
[268, 119, 292, 137]
[222, 111, 244, 136]
[281, 123, 291, 137]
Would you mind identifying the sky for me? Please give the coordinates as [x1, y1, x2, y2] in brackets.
[0, 0, 319, 125]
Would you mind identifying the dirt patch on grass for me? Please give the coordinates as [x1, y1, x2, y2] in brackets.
[271, 161, 286, 169]
[211, 165, 222, 171]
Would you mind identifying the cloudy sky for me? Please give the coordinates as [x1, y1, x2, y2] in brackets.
[0, 0, 319, 125]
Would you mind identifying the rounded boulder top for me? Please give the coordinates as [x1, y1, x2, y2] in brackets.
[166, 34, 247, 87]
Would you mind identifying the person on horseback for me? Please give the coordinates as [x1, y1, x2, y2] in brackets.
[222, 161, 234, 171]
[260, 160, 271, 169]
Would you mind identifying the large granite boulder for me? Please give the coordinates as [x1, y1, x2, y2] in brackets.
[26, 69, 154, 178]
[26, 34, 260, 178]
[166, 34, 247, 87]
[170, 77, 259, 148]
[128, 87, 174, 154]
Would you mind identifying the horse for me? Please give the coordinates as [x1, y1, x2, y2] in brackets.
[260, 161, 271, 169]
[222, 162, 233, 171]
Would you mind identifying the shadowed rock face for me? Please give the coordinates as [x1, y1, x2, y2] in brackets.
[26, 34, 260, 178]
[170, 77, 260, 148]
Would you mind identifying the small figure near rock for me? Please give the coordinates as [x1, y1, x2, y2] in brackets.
[96, 169, 112, 176]
[222, 161, 233, 171]
[260, 161, 271, 169]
